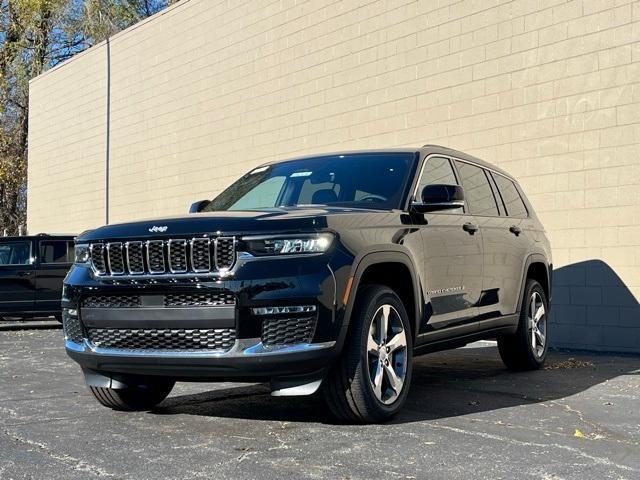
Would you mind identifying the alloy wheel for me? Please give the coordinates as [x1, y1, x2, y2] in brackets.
[528, 291, 546, 358]
[366, 304, 408, 405]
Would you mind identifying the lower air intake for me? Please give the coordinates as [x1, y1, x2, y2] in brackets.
[87, 328, 236, 351]
[261, 316, 317, 347]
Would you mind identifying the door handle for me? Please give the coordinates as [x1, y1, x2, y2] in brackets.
[18, 271, 33, 277]
[509, 225, 522, 236]
[463, 222, 478, 235]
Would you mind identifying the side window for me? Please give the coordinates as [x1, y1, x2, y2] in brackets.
[416, 156, 462, 214]
[493, 174, 528, 218]
[454, 161, 499, 216]
[229, 176, 286, 210]
[39, 240, 73, 264]
[0, 241, 31, 266]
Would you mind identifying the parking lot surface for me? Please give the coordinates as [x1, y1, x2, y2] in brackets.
[0, 329, 638, 480]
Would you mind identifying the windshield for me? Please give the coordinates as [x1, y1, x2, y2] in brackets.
[204, 152, 417, 212]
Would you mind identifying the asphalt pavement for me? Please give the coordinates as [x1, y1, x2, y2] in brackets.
[1, 329, 638, 480]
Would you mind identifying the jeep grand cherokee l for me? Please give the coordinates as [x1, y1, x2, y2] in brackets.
[62, 145, 552, 422]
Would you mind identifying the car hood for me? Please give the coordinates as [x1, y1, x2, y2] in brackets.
[76, 206, 388, 241]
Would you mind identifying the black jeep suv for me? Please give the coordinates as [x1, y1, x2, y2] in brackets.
[1, 234, 75, 321]
[63, 146, 551, 422]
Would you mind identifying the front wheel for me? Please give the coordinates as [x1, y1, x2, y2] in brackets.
[498, 279, 549, 371]
[323, 285, 413, 423]
[89, 378, 175, 411]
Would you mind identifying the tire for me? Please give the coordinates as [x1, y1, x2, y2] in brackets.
[323, 285, 413, 423]
[498, 279, 549, 371]
[89, 378, 175, 411]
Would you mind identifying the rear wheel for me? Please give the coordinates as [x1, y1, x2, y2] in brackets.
[89, 379, 175, 411]
[498, 279, 548, 371]
[323, 285, 413, 423]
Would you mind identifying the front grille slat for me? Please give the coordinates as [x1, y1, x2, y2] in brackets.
[87, 328, 236, 352]
[126, 241, 144, 274]
[146, 240, 166, 274]
[106, 243, 125, 275]
[215, 237, 236, 271]
[90, 237, 236, 277]
[168, 239, 188, 273]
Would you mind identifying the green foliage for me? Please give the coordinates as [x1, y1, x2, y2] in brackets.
[0, 0, 174, 235]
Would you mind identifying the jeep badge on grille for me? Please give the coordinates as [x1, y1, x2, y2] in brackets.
[148, 226, 168, 233]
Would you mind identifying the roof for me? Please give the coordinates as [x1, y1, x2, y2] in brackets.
[258, 146, 515, 180]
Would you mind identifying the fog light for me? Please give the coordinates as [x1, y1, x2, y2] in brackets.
[251, 305, 317, 315]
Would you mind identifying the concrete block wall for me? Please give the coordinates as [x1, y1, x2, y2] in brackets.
[28, 0, 640, 352]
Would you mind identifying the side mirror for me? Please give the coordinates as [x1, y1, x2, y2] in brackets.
[411, 184, 464, 213]
[189, 199, 211, 213]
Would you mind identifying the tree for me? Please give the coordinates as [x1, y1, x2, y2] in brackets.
[0, 0, 175, 235]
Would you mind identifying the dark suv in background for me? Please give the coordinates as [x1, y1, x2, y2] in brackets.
[62, 146, 551, 422]
[0, 234, 75, 321]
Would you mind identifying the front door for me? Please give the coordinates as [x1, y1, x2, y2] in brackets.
[0, 240, 36, 315]
[35, 239, 74, 313]
[413, 156, 483, 340]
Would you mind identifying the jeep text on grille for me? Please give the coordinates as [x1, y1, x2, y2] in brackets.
[62, 146, 552, 422]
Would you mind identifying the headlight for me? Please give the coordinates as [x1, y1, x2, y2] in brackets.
[74, 244, 90, 264]
[244, 233, 334, 256]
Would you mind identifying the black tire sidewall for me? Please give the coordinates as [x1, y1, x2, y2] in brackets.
[519, 280, 549, 366]
[353, 287, 413, 417]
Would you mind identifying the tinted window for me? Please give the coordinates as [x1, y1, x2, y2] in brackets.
[0, 241, 31, 265]
[229, 176, 286, 210]
[205, 153, 416, 211]
[39, 241, 73, 264]
[454, 161, 499, 216]
[416, 157, 459, 198]
[493, 174, 528, 218]
[416, 156, 462, 214]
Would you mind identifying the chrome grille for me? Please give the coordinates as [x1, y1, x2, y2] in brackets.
[168, 239, 188, 273]
[215, 237, 236, 270]
[191, 238, 211, 272]
[261, 316, 317, 347]
[89, 237, 237, 277]
[106, 242, 125, 274]
[90, 244, 106, 274]
[126, 241, 144, 274]
[87, 328, 236, 351]
[146, 240, 165, 273]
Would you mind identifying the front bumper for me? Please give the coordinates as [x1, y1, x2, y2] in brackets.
[66, 338, 337, 379]
[62, 252, 348, 381]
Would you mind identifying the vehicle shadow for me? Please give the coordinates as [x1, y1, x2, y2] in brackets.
[550, 260, 640, 352]
[152, 345, 635, 424]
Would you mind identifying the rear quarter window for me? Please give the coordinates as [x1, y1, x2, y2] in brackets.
[493, 175, 528, 218]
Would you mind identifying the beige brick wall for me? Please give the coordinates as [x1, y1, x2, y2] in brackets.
[29, 0, 640, 350]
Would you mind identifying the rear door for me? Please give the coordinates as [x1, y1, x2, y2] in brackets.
[482, 172, 533, 316]
[0, 240, 36, 314]
[35, 239, 74, 313]
[416, 156, 483, 339]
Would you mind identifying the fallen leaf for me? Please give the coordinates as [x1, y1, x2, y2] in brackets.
[574, 429, 585, 438]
